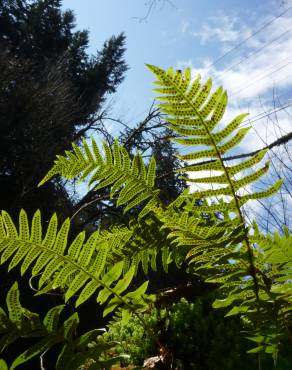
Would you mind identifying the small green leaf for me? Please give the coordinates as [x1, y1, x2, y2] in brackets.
[0, 359, 8, 370]
[43, 305, 65, 332]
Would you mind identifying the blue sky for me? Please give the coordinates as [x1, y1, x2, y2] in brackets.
[62, 0, 292, 227]
[62, 0, 291, 124]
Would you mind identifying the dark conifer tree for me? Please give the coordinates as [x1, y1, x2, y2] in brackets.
[0, 0, 128, 220]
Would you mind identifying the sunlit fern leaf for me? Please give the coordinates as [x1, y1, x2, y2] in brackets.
[52, 265, 77, 290]
[78, 232, 99, 268]
[8, 245, 30, 272]
[75, 280, 99, 307]
[172, 136, 212, 146]
[1, 241, 19, 264]
[176, 159, 222, 172]
[65, 272, 89, 302]
[103, 141, 113, 167]
[213, 113, 248, 140]
[238, 180, 283, 205]
[94, 169, 122, 190]
[91, 243, 109, 277]
[19, 210, 29, 241]
[38, 258, 64, 288]
[200, 86, 224, 118]
[227, 149, 268, 175]
[2, 211, 18, 239]
[123, 191, 153, 213]
[39, 139, 159, 215]
[68, 231, 86, 261]
[147, 63, 281, 226]
[30, 210, 42, 244]
[52, 218, 70, 255]
[20, 247, 42, 276]
[232, 162, 270, 190]
[0, 211, 151, 315]
[114, 266, 135, 295]
[91, 138, 103, 164]
[117, 182, 145, 206]
[177, 148, 218, 161]
[131, 153, 140, 177]
[217, 127, 251, 154]
[110, 174, 128, 198]
[96, 262, 124, 305]
[186, 173, 228, 184]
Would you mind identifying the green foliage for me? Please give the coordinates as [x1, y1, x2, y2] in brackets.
[38, 139, 160, 214]
[103, 297, 262, 370]
[145, 65, 291, 361]
[147, 64, 282, 213]
[0, 210, 153, 316]
[0, 283, 127, 370]
[0, 64, 291, 368]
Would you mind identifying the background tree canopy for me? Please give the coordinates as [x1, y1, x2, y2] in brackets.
[0, 0, 128, 221]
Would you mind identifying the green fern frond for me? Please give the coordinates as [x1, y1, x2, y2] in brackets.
[147, 65, 282, 293]
[147, 64, 281, 216]
[39, 138, 160, 215]
[0, 210, 151, 316]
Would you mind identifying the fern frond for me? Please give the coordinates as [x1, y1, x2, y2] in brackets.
[39, 139, 160, 215]
[146, 65, 289, 360]
[147, 64, 281, 216]
[0, 210, 151, 316]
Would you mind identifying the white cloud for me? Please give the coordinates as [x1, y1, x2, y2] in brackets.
[192, 13, 251, 45]
[179, 9, 292, 148]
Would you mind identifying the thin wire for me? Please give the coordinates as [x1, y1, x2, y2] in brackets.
[240, 100, 292, 127]
[205, 5, 292, 70]
[230, 59, 292, 97]
[177, 101, 292, 154]
[220, 26, 292, 77]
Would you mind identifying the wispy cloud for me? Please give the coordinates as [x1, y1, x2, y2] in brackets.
[177, 5, 292, 230]
[192, 13, 251, 45]
[178, 7, 292, 148]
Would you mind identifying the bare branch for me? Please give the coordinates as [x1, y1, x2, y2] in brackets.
[133, 0, 177, 22]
